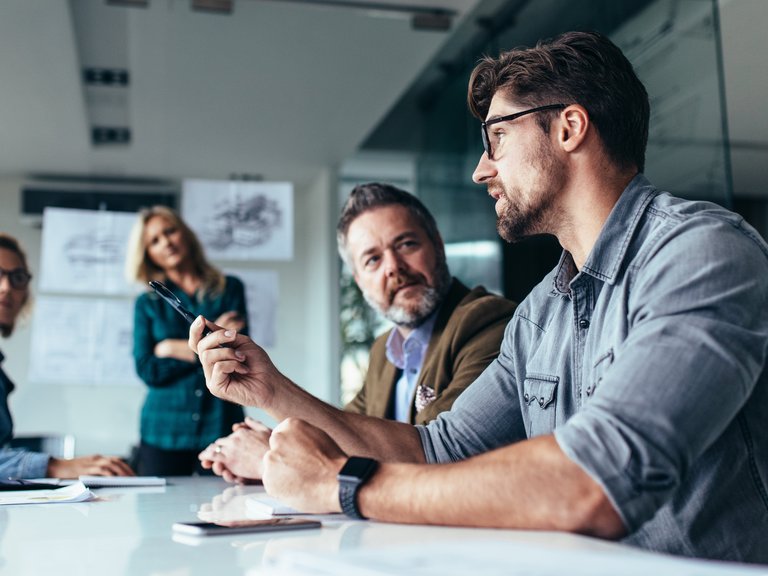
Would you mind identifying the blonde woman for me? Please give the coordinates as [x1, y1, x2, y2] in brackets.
[126, 206, 247, 476]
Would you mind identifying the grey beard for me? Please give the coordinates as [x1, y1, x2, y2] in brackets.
[379, 285, 443, 329]
[364, 262, 452, 329]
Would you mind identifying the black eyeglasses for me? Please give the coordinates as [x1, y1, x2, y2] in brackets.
[481, 104, 566, 160]
[0, 267, 32, 290]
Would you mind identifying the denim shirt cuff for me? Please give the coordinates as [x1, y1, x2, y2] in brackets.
[554, 424, 637, 532]
[20, 451, 51, 479]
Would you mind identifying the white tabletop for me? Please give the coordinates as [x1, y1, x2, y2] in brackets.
[0, 476, 764, 576]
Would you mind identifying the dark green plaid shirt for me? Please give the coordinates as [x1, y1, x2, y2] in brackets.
[133, 275, 246, 451]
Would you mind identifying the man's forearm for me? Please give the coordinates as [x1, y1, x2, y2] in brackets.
[268, 377, 425, 463]
[356, 435, 625, 536]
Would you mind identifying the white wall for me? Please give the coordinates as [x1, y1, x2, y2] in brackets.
[0, 174, 339, 456]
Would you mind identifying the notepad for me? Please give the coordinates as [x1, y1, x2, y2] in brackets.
[0, 481, 95, 505]
[78, 475, 166, 488]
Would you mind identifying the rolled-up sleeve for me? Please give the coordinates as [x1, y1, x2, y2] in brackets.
[0, 448, 50, 479]
[555, 216, 768, 531]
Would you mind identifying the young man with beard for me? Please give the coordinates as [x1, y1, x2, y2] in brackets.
[191, 32, 768, 563]
[0, 233, 134, 479]
[197, 183, 516, 482]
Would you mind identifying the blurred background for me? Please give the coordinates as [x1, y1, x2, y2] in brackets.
[0, 0, 765, 457]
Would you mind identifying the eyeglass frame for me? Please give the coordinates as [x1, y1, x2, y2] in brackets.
[480, 103, 566, 160]
[0, 266, 32, 290]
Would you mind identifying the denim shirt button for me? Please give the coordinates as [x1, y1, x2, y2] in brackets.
[579, 319, 590, 329]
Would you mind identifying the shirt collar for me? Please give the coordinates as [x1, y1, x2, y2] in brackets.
[385, 310, 439, 370]
[553, 173, 659, 293]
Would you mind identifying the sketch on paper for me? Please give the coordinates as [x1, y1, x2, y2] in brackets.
[28, 296, 142, 387]
[39, 207, 140, 295]
[224, 268, 279, 348]
[207, 195, 282, 250]
[182, 180, 293, 261]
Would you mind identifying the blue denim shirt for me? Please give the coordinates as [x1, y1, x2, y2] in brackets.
[418, 175, 768, 563]
[0, 350, 50, 479]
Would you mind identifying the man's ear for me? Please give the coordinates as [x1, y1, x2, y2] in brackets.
[557, 104, 589, 152]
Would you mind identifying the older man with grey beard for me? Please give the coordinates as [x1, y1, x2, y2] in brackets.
[338, 183, 516, 425]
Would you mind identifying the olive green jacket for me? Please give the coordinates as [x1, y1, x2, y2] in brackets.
[344, 279, 516, 425]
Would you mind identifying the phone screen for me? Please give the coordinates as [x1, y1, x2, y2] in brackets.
[172, 518, 321, 536]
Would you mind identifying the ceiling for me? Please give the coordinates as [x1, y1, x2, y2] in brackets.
[0, 0, 480, 188]
[0, 0, 764, 200]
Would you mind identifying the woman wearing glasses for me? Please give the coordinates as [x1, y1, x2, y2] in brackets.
[0, 233, 134, 479]
[126, 207, 248, 476]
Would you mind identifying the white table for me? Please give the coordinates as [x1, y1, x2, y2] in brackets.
[0, 477, 764, 575]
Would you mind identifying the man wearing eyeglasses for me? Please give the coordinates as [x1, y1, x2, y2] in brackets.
[0, 233, 135, 479]
[191, 31, 768, 563]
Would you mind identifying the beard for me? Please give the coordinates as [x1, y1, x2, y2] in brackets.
[363, 257, 452, 329]
[495, 138, 566, 243]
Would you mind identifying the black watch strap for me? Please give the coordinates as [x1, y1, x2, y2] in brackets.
[339, 479, 367, 519]
[337, 456, 378, 520]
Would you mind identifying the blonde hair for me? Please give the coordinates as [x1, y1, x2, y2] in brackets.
[0, 233, 33, 337]
[125, 206, 225, 297]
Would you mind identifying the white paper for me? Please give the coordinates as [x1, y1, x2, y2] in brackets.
[182, 179, 293, 261]
[0, 481, 94, 506]
[28, 295, 142, 386]
[39, 207, 140, 295]
[266, 540, 768, 576]
[79, 475, 166, 488]
[223, 268, 278, 348]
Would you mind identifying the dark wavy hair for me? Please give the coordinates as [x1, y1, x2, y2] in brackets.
[468, 31, 649, 172]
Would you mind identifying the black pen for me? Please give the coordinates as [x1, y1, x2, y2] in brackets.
[148, 280, 213, 338]
[1, 478, 59, 491]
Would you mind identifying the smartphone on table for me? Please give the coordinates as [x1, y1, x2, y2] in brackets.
[172, 518, 321, 537]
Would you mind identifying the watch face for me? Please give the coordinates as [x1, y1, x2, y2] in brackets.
[338, 457, 378, 482]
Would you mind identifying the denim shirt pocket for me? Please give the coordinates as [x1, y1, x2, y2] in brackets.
[585, 348, 614, 399]
[523, 374, 559, 438]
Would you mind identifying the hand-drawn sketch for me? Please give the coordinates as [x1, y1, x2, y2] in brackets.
[28, 296, 142, 386]
[223, 267, 279, 348]
[182, 180, 293, 261]
[40, 207, 140, 295]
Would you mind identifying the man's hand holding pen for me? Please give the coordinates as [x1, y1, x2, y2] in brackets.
[189, 315, 284, 410]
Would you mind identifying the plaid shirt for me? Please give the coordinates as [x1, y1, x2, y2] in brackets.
[133, 275, 247, 450]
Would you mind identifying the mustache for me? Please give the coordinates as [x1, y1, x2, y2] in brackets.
[386, 272, 426, 303]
